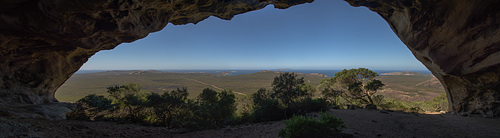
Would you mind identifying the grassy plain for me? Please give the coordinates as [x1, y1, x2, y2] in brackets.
[56, 70, 325, 102]
[55, 70, 445, 102]
[376, 73, 444, 101]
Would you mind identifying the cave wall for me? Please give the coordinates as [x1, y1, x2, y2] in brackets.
[0, 0, 499, 119]
[346, 0, 500, 117]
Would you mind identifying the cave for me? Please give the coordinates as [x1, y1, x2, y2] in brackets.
[0, 0, 499, 119]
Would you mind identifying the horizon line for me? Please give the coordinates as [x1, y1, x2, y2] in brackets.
[77, 68, 431, 71]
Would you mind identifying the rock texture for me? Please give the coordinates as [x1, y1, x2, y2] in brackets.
[346, 0, 500, 117]
[0, 0, 312, 119]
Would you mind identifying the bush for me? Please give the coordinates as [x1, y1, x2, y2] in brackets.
[320, 68, 384, 105]
[252, 98, 284, 122]
[290, 98, 330, 113]
[279, 112, 345, 138]
[251, 88, 285, 122]
[68, 94, 116, 120]
[145, 88, 189, 127]
[71, 80, 338, 132]
[183, 88, 237, 130]
[106, 83, 151, 122]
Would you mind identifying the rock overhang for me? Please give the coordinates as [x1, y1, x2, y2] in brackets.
[1, 0, 500, 119]
[0, 0, 313, 119]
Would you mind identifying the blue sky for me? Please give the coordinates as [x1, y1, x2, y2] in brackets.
[80, 0, 427, 71]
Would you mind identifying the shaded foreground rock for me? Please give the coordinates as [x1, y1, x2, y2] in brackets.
[0, 117, 40, 137]
[346, 0, 500, 117]
[0, 0, 311, 119]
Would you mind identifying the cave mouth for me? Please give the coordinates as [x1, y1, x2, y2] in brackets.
[57, 0, 443, 112]
[1, 0, 500, 120]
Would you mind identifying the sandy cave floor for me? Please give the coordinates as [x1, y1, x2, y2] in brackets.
[14, 109, 500, 138]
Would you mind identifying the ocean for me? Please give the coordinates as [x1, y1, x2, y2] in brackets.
[76, 69, 432, 77]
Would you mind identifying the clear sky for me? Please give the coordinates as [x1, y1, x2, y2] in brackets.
[80, 0, 427, 71]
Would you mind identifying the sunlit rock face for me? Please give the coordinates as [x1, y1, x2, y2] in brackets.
[346, 0, 500, 117]
[0, 0, 312, 119]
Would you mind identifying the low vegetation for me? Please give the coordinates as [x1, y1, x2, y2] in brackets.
[56, 71, 326, 102]
[68, 68, 448, 133]
[320, 68, 384, 106]
[379, 93, 448, 112]
[69, 72, 330, 130]
[318, 68, 448, 112]
[279, 112, 345, 138]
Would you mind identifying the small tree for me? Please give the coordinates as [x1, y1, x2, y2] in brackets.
[217, 89, 237, 123]
[197, 88, 219, 105]
[107, 83, 150, 121]
[190, 88, 237, 129]
[271, 72, 309, 107]
[321, 68, 384, 105]
[251, 88, 284, 122]
[146, 87, 189, 127]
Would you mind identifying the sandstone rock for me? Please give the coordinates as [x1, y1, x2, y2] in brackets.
[346, 0, 500, 117]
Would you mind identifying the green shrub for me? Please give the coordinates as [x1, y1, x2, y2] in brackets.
[250, 73, 321, 122]
[291, 98, 329, 113]
[69, 94, 116, 120]
[146, 88, 189, 127]
[105, 83, 151, 122]
[183, 88, 237, 130]
[279, 112, 345, 138]
[252, 98, 284, 122]
[251, 88, 285, 122]
[271, 72, 309, 108]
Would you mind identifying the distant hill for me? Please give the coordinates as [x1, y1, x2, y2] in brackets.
[380, 71, 427, 76]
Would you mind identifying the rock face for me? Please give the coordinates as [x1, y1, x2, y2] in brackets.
[0, 0, 312, 119]
[0, 0, 499, 118]
[346, 0, 500, 117]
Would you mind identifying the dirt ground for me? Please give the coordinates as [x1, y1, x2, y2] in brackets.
[12, 109, 500, 138]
